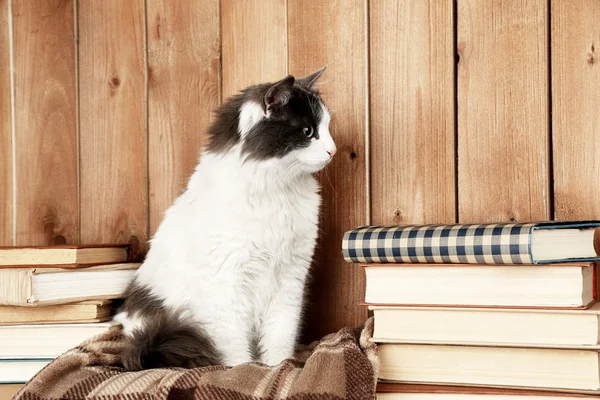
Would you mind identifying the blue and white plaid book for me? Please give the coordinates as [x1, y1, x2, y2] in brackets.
[342, 221, 600, 265]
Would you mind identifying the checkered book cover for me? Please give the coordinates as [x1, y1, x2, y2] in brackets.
[342, 221, 600, 265]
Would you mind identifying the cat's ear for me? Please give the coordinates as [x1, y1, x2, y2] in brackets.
[296, 65, 327, 89]
[264, 75, 295, 115]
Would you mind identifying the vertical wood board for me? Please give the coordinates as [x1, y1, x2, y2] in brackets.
[12, 0, 78, 245]
[147, 0, 220, 235]
[288, 0, 368, 341]
[79, 0, 147, 257]
[0, 0, 11, 245]
[370, 0, 455, 226]
[221, 0, 287, 98]
[457, 0, 550, 223]
[551, 0, 600, 220]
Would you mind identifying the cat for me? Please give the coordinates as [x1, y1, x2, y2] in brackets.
[114, 66, 337, 370]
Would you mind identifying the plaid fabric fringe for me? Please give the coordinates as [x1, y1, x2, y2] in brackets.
[14, 319, 378, 400]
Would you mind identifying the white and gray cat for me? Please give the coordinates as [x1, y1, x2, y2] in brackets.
[115, 67, 336, 370]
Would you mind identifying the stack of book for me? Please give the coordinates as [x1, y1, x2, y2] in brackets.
[0, 245, 140, 394]
[343, 221, 600, 399]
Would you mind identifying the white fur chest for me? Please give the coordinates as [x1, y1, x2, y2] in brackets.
[137, 149, 322, 308]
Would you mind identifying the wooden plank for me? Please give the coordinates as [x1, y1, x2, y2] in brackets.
[551, 0, 600, 220]
[288, 0, 368, 341]
[12, 0, 78, 245]
[221, 0, 287, 98]
[147, 0, 220, 235]
[457, 0, 550, 223]
[79, 0, 147, 258]
[370, 0, 455, 226]
[0, 0, 11, 245]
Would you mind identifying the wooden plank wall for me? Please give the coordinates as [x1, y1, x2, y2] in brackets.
[288, 0, 368, 341]
[0, 0, 11, 246]
[0, 0, 599, 339]
[457, 0, 550, 223]
[370, 0, 455, 226]
[221, 0, 287, 99]
[551, 0, 600, 220]
[12, 0, 78, 246]
[147, 0, 220, 235]
[79, 0, 147, 259]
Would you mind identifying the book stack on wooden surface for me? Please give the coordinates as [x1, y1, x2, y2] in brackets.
[0, 245, 140, 390]
[343, 221, 600, 399]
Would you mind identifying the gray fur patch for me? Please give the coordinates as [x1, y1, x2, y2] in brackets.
[249, 329, 264, 363]
[119, 281, 222, 370]
[120, 280, 164, 319]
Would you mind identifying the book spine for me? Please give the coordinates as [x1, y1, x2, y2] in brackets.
[0, 261, 125, 269]
[343, 223, 537, 264]
[0, 269, 33, 306]
[594, 264, 598, 301]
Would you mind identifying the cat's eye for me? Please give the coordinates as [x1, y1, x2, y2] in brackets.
[303, 126, 315, 138]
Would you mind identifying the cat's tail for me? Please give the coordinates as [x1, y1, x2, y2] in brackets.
[120, 310, 222, 371]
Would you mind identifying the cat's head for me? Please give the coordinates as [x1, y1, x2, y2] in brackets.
[207, 66, 336, 175]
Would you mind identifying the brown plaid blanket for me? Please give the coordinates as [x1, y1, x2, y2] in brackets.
[13, 318, 378, 400]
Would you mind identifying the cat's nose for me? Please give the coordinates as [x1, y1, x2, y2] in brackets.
[327, 148, 337, 158]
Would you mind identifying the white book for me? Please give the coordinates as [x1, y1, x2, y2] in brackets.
[0, 359, 51, 384]
[379, 344, 600, 392]
[363, 264, 595, 308]
[0, 322, 114, 358]
[370, 304, 600, 347]
[0, 263, 140, 306]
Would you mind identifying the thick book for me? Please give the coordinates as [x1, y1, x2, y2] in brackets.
[370, 303, 600, 347]
[378, 343, 600, 392]
[363, 263, 595, 309]
[0, 322, 113, 358]
[0, 301, 113, 325]
[0, 359, 51, 384]
[0, 263, 140, 306]
[376, 384, 600, 399]
[0, 244, 129, 268]
[343, 221, 600, 264]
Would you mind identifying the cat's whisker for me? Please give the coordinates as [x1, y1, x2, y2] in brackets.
[325, 168, 336, 193]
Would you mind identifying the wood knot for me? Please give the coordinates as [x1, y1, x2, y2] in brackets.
[53, 235, 66, 245]
[509, 217, 516, 222]
[128, 235, 145, 262]
[109, 76, 120, 89]
[349, 151, 357, 160]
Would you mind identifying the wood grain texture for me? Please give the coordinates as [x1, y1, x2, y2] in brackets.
[288, 0, 368, 341]
[0, 0, 11, 246]
[370, 0, 455, 226]
[147, 0, 220, 236]
[12, 0, 78, 245]
[457, 0, 550, 223]
[79, 0, 147, 257]
[221, 0, 287, 98]
[551, 0, 600, 220]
